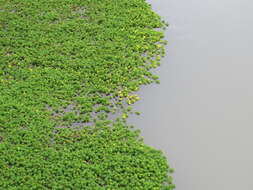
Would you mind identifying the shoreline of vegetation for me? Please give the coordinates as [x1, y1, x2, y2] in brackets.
[0, 0, 175, 189]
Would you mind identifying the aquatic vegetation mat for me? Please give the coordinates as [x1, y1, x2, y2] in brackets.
[0, 0, 174, 189]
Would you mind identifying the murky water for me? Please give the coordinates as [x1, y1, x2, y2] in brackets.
[128, 0, 253, 189]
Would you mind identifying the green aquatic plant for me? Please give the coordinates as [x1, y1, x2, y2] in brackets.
[0, 0, 174, 189]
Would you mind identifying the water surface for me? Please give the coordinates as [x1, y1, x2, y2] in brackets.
[129, 0, 253, 189]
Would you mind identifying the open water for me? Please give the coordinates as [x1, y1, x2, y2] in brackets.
[129, 0, 253, 189]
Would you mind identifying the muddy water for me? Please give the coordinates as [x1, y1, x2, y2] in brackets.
[128, 0, 253, 189]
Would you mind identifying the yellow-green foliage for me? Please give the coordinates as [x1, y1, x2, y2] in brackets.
[0, 0, 174, 189]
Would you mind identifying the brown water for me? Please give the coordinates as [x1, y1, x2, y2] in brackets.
[128, 0, 253, 189]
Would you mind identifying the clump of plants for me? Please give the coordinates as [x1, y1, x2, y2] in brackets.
[0, 0, 174, 189]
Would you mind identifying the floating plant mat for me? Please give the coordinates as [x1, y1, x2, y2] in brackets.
[0, 0, 174, 189]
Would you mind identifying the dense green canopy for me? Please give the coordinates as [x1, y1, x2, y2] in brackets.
[0, 0, 174, 189]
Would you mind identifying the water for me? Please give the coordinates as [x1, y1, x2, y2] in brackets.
[128, 0, 253, 189]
